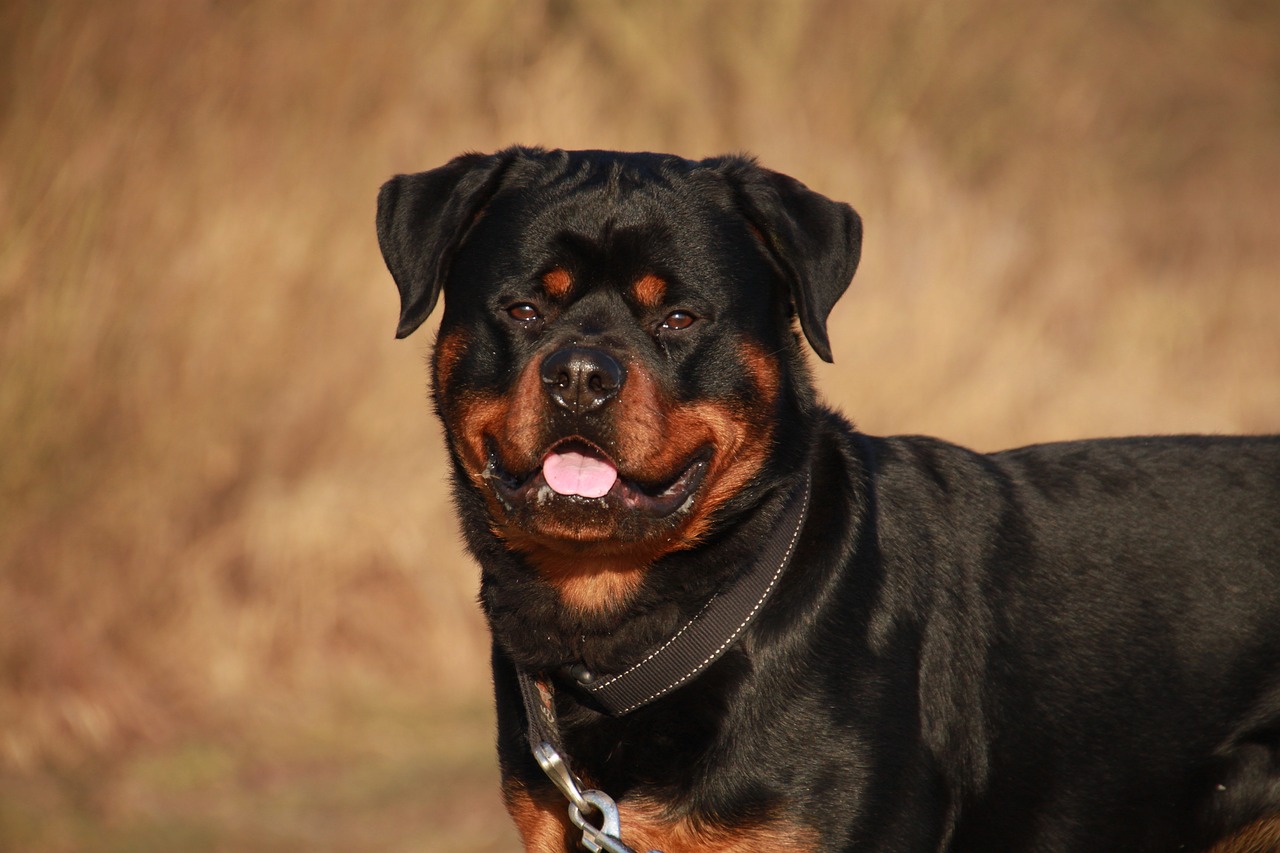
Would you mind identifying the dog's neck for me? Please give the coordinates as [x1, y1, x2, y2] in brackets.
[545, 473, 811, 719]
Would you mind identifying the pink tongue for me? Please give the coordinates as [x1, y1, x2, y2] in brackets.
[542, 449, 619, 498]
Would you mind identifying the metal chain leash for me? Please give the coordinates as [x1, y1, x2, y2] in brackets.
[533, 742, 663, 853]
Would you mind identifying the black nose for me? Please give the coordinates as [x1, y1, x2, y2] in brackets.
[540, 347, 625, 414]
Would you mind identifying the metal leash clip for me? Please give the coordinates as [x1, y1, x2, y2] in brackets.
[533, 742, 661, 853]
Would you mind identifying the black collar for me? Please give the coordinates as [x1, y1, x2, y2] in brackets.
[517, 472, 812, 754]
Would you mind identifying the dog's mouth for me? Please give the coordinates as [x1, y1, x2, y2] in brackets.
[487, 438, 710, 520]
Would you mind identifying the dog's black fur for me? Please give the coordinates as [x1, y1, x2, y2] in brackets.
[377, 147, 1280, 852]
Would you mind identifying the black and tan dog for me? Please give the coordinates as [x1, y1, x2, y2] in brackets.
[377, 147, 1280, 853]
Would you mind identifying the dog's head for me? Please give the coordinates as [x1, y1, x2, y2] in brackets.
[377, 148, 859, 595]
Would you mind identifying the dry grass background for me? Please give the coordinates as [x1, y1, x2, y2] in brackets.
[2, 1, 1278, 849]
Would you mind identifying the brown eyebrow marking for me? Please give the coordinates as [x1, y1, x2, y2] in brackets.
[541, 267, 573, 299]
[631, 273, 667, 308]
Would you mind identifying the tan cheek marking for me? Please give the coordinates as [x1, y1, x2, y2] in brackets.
[613, 396, 759, 549]
[449, 357, 547, 489]
[432, 328, 469, 396]
[666, 402, 771, 545]
[632, 273, 667, 308]
[503, 358, 550, 462]
[450, 394, 504, 485]
[738, 340, 782, 408]
[612, 357, 668, 462]
[698, 344, 783, 535]
[1207, 815, 1280, 853]
[614, 342, 780, 545]
[542, 267, 573, 299]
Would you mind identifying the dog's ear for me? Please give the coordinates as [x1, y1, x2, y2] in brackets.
[719, 160, 861, 363]
[376, 152, 512, 338]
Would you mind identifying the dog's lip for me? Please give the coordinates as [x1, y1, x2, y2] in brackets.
[486, 437, 711, 518]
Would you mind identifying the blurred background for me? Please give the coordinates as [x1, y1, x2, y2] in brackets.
[2, 1, 1278, 850]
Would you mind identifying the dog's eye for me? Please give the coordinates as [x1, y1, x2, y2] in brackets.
[507, 303, 541, 322]
[659, 311, 696, 331]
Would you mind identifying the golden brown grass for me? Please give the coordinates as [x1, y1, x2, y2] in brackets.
[2, 1, 1278, 849]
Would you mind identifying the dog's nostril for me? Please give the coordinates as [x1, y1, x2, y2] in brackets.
[540, 347, 625, 412]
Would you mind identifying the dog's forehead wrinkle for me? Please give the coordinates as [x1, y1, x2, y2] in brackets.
[552, 206, 678, 251]
[536, 227, 687, 300]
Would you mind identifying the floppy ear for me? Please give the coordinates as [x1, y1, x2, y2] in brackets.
[720, 160, 862, 363]
[376, 152, 512, 338]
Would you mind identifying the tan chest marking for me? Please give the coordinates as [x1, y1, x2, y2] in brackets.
[504, 780, 817, 853]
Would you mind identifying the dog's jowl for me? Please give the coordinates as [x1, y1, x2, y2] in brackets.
[377, 147, 1280, 853]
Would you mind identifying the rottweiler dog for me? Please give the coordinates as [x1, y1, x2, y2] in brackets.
[376, 147, 1280, 853]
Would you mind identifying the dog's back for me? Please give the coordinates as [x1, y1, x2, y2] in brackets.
[864, 431, 1280, 850]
